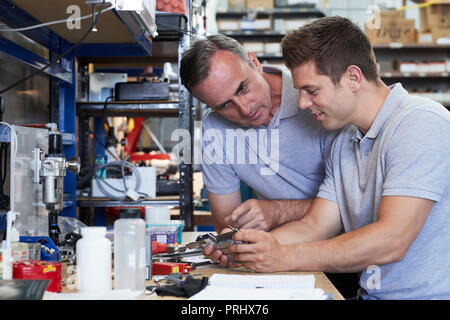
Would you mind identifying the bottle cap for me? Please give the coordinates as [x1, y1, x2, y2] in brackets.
[119, 208, 141, 219]
[81, 226, 106, 237]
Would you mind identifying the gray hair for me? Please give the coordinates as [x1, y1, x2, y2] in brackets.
[180, 34, 249, 91]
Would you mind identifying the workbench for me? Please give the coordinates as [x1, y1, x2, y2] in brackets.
[61, 232, 344, 300]
[146, 232, 344, 300]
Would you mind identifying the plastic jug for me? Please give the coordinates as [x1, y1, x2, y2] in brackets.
[114, 208, 146, 292]
[76, 227, 112, 293]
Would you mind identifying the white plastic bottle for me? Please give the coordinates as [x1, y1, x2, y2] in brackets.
[76, 227, 112, 294]
[114, 209, 146, 293]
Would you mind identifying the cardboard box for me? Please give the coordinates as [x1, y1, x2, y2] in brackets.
[228, 0, 246, 10]
[431, 28, 450, 43]
[365, 13, 417, 44]
[379, 9, 405, 19]
[366, 10, 405, 30]
[247, 0, 274, 9]
[284, 18, 311, 32]
[217, 19, 240, 31]
[377, 60, 394, 72]
[419, 30, 450, 43]
[242, 42, 265, 54]
[254, 18, 272, 30]
[264, 42, 281, 54]
[273, 18, 285, 33]
[418, 32, 434, 44]
[419, 2, 450, 32]
[240, 18, 272, 30]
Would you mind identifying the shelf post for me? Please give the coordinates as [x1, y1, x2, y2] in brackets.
[178, 0, 194, 231]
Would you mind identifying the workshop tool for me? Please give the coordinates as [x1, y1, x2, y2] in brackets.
[151, 227, 247, 271]
[32, 128, 80, 245]
[153, 275, 209, 298]
[152, 240, 177, 254]
[166, 272, 184, 286]
[169, 226, 247, 255]
[152, 261, 191, 275]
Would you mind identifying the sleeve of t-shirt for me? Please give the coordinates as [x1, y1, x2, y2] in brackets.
[382, 109, 450, 202]
[201, 115, 241, 194]
[316, 131, 340, 204]
[321, 127, 340, 162]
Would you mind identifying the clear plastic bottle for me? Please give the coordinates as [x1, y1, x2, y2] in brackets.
[114, 208, 146, 292]
[76, 227, 112, 293]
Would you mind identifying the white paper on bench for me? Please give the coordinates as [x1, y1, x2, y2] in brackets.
[208, 273, 316, 289]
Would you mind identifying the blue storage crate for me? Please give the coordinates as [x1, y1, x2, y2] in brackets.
[19, 236, 60, 262]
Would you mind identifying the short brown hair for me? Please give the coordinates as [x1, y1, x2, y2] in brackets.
[281, 16, 379, 85]
[180, 34, 250, 92]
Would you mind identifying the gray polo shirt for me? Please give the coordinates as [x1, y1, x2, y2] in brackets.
[317, 83, 450, 300]
[201, 65, 338, 200]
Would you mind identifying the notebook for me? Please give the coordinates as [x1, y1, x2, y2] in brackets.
[189, 274, 331, 300]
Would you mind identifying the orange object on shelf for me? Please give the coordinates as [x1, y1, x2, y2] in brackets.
[105, 207, 145, 218]
[129, 152, 171, 162]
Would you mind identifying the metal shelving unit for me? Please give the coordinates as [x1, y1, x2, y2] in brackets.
[77, 197, 180, 208]
[0, 0, 79, 218]
[216, 6, 325, 63]
[216, 7, 326, 18]
[373, 44, 450, 109]
[76, 7, 194, 229]
[76, 100, 180, 117]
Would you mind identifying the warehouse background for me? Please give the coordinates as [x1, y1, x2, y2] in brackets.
[0, 0, 448, 230]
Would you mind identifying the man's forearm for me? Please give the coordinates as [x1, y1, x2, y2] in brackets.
[283, 221, 405, 273]
[271, 199, 313, 227]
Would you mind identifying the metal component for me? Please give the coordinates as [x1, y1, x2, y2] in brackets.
[146, 285, 158, 295]
[41, 156, 66, 210]
[166, 273, 184, 286]
[0, 37, 72, 84]
[34, 130, 81, 245]
[77, 198, 179, 207]
[31, 148, 42, 183]
[114, 0, 158, 39]
[152, 275, 166, 283]
[67, 158, 81, 173]
[88, 73, 127, 102]
[156, 227, 246, 259]
[76, 101, 179, 117]
[153, 248, 203, 261]
[85, 0, 110, 5]
[178, 1, 193, 230]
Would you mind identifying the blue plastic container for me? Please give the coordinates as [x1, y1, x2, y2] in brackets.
[19, 236, 60, 261]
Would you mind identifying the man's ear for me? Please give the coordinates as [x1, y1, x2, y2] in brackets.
[345, 65, 363, 91]
[248, 51, 263, 73]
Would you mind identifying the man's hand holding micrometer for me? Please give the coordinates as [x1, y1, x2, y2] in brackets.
[201, 226, 246, 268]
